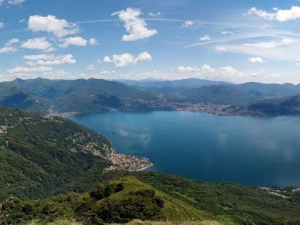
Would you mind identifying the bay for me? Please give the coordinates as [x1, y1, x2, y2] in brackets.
[70, 111, 300, 187]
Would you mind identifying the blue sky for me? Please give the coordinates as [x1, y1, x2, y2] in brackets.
[1, 0, 300, 83]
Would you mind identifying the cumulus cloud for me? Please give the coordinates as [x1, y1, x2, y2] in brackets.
[24, 54, 76, 66]
[89, 38, 98, 45]
[59, 36, 87, 48]
[178, 66, 200, 72]
[7, 66, 53, 73]
[21, 37, 55, 51]
[6, 38, 19, 46]
[103, 56, 112, 63]
[202, 64, 216, 73]
[248, 6, 300, 22]
[200, 35, 211, 41]
[0, 38, 19, 54]
[247, 7, 275, 20]
[103, 51, 152, 67]
[220, 66, 237, 74]
[112, 8, 157, 41]
[99, 70, 116, 75]
[28, 15, 79, 37]
[182, 20, 194, 27]
[0, 46, 17, 54]
[248, 57, 266, 63]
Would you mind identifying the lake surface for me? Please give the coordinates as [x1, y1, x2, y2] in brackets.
[70, 111, 300, 187]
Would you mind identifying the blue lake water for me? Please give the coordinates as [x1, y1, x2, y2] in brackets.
[70, 111, 300, 187]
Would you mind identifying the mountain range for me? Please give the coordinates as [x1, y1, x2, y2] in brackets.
[0, 79, 300, 225]
[2, 78, 300, 116]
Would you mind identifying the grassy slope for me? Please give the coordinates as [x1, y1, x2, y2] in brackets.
[2, 176, 235, 225]
[133, 172, 300, 225]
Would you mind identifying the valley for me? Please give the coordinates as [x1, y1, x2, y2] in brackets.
[1, 78, 300, 224]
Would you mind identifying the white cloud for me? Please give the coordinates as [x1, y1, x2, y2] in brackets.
[103, 56, 112, 63]
[247, 7, 275, 20]
[182, 20, 194, 27]
[6, 38, 19, 46]
[21, 37, 54, 51]
[0, 38, 19, 54]
[244, 38, 297, 48]
[149, 12, 161, 17]
[216, 37, 300, 62]
[220, 66, 237, 74]
[248, 6, 300, 22]
[28, 15, 79, 37]
[221, 31, 234, 35]
[0, 46, 17, 54]
[136, 51, 152, 61]
[0, 22, 4, 29]
[24, 54, 76, 66]
[276, 6, 300, 22]
[200, 35, 211, 41]
[178, 66, 200, 72]
[99, 70, 116, 75]
[85, 64, 95, 71]
[7, 66, 53, 73]
[89, 38, 98, 45]
[202, 64, 216, 73]
[0, 0, 4, 5]
[19, 19, 25, 23]
[59, 36, 87, 48]
[248, 57, 266, 63]
[103, 51, 152, 67]
[8, 0, 26, 5]
[268, 73, 280, 78]
[112, 8, 157, 41]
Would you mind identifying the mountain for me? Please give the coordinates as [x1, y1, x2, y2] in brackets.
[2, 172, 300, 225]
[3, 78, 174, 113]
[0, 82, 53, 113]
[223, 94, 300, 116]
[120, 78, 229, 88]
[2, 78, 300, 116]
[0, 105, 114, 200]
[1, 106, 300, 224]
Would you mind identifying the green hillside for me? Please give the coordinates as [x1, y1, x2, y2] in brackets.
[0, 176, 236, 225]
[2, 173, 300, 225]
[223, 94, 300, 116]
[0, 105, 113, 200]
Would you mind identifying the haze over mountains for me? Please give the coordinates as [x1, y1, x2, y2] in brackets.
[1, 78, 300, 116]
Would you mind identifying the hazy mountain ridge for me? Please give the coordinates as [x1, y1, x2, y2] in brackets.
[2, 78, 300, 116]
[223, 94, 300, 116]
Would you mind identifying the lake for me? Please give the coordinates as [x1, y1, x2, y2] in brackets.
[70, 111, 300, 187]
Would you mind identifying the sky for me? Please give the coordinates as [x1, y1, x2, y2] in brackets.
[1, 0, 300, 84]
